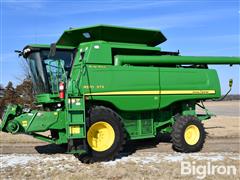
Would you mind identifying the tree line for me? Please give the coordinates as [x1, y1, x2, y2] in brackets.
[0, 79, 35, 117]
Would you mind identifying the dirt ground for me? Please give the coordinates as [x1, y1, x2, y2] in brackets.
[0, 101, 239, 180]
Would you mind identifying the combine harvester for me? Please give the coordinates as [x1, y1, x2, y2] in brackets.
[1, 25, 239, 163]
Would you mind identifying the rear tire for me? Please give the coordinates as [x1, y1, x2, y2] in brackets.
[171, 115, 206, 152]
[77, 106, 125, 163]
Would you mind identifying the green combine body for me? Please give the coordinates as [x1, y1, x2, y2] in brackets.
[1, 25, 239, 163]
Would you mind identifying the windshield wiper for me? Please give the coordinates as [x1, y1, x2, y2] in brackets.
[48, 43, 56, 58]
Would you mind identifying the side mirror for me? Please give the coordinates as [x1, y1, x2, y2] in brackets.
[229, 79, 233, 88]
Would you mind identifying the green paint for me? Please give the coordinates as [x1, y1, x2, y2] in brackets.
[1, 25, 239, 155]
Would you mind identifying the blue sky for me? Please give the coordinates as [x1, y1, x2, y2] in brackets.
[0, 0, 239, 94]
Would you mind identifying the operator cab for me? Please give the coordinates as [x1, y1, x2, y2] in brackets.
[22, 45, 76, 95]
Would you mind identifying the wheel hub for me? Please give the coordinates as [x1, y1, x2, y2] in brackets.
[87, 121, 115, 152]
[184, 124, 200, 145]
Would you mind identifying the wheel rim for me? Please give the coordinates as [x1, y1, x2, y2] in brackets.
[184, 124, 200, 145]
[87, 121, 115, 152]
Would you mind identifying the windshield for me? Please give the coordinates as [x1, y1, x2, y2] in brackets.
[27, 49, 75, 94]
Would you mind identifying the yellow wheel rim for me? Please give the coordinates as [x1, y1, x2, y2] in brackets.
[87, 121, 115, 152]
[184, 125, 200, 145]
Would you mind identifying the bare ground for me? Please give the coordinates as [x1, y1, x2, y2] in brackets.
[0, 101, 239, 179]
[1, 152, 239, 180]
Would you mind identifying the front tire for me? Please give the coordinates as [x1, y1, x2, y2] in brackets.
[171, 115, 206, 152]
[77, 106, 125, 163]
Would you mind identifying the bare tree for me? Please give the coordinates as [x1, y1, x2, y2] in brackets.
[0, 59, 35, 117]
[0, 84, 4, 98]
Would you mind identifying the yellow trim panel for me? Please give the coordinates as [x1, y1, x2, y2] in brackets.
[85, 90, 216, 96]
[69, 126, 80, 134]
[21, 121, 28, 127]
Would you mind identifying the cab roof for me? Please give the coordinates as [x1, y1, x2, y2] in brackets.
[56, 24, 167, 47]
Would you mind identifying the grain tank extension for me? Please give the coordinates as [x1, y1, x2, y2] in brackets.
[1, 25, 239, 163]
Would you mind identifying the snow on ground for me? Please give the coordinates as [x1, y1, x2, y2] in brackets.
[103, 152, 240, 166]
[1, 152, 239, 180]
[1, 152, 239, 169]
